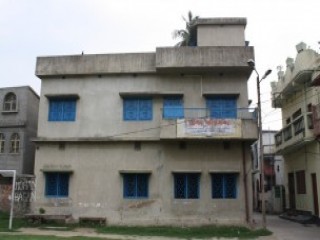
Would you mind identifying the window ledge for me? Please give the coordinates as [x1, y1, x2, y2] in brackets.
[119, 170, 152, 174]
[2, 110, 18, 114]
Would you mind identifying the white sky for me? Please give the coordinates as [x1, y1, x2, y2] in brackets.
[1, 0, 319, 130]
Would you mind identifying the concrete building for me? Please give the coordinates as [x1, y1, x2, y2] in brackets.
[251, 131, 285, 213]
[271, 42, 320, 218]
[33, 18, 258, 226]
[0, 86, 39, 175]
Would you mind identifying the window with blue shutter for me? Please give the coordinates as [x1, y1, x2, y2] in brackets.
[48, 99, 76, 121]
[211, 173, 237, 199]
[206, 97, 237, 119]
[123, 98, 152, 121]
[163, 97, 184, 119]
[123, 173, 149, 198]
[174, 173, 200, 199]
[45, 172, 70, 197]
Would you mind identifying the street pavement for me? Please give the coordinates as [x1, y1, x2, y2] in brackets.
[253, 212, 320, 240]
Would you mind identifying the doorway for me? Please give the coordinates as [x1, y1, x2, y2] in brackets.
[311, 173, 319, 216]
[288, 172, 296, 209]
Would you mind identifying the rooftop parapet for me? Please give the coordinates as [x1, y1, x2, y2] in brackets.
[271, 42, 320, 108]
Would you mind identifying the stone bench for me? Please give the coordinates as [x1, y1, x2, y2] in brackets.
[25, 214, 72, 224]
[79, 217, 106, 226]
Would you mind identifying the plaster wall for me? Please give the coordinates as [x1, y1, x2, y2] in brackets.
[37, 73, 249, 139]
[284, 142, 320, 216]
[34, 141, 252, 225]
[197, 25, 245, 47]
[0, 87, 39, 174]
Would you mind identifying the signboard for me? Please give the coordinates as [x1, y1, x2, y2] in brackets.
[177, 118, 242, 138]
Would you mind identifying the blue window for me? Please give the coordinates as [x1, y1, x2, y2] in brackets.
[163, 97, 184, 119]
[174, 173, 200, 199]
[45, 172, 70, 197]
[48, 99, 76, 121]
[123, 173, 149, 198]
[211, 173, 237, 199]
[206, 97, 237, 119]
[123, 98, 152, 121]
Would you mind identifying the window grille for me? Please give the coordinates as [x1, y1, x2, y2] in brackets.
[206, 97, 237, 119]
[123, 98, 152, 121]
[3, 93, 17, 111]
[163, 97, 184, 119]
[48, 99, 76, 121]
[10, 133, 20, 153]
[211, 173, 237, 199]
[45, 172, 70, 197]
[123, 173, 149, 198]
[174, 173, 200, 199]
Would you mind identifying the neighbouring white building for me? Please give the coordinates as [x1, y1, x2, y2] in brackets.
[271, 42, 320, 218]
[32, 18, 258, 226]
[251, 130, 285, 213]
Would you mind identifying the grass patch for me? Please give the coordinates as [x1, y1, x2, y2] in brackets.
[0, 235, 115, 240]
[97, 225, 272, 239]
[0, 211, 75, 232]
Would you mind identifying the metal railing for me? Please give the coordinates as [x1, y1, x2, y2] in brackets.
[274, 114, 310, 148]
[162, 108, 257, 120]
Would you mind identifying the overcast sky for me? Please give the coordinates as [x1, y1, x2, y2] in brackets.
[1, 0, 319, 130]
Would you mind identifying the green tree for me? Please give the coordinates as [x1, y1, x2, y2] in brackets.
[173, 11, 199, 47]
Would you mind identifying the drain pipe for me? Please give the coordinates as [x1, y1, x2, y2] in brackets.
[242, 141, 250, 224]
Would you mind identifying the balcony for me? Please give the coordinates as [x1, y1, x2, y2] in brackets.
[160, 108, 257, 140]
[274, 114, 314, 153]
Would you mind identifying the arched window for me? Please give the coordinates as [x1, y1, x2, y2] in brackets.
[0, 133, 5, 153]
[3, 92, 17, 111]
[10, 133, 20, 153]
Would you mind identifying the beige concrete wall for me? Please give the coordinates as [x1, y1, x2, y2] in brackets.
[197, 25, 245, 47]
[33, 141, 251, 225]
[284, 142, 320, 216]
[37, 73, 250, 140]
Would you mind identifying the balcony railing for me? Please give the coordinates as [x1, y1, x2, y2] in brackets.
[293, 116, 305, 135]
[274, 114, 311, 150]
[162, 108, 257, 120]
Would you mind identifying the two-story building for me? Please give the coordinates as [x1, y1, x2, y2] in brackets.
[0, 86, 39, 175]
[0, 86, 39, 213]
[33, 18, 258, 226]
[271, 42, 320, 218]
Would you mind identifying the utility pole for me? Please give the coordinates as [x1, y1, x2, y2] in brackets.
[247, 59, 272, 229]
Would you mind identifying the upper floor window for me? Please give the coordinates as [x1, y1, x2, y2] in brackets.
[211, 173, 237, 199]
[3, 93, 17, 111]
[173, 173, 200, 199]
[123, 98, 152, 121]
[10, 133, 20, 153]
[0, 133, 5, 153]
[48, 98, 76, 121]
[206, 97, 237, 119]
[163, 96, 184, 119]
[45, 172, 70, 198]
[122, 173, 149, 198]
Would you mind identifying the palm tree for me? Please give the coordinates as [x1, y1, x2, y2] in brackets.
[173, 11, 199, 47]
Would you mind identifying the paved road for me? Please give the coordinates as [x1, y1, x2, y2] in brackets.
[254, 213, 320, 240]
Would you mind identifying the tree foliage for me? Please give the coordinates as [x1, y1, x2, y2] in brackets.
[172, 11, 199, 47]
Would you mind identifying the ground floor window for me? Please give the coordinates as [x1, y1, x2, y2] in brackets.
[173, 173, 200, 199]
[211, 173, 237, 199]
[296, 170, 306, 194]
[45, 172, 70, 197]
[122, 173, 149, 198]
